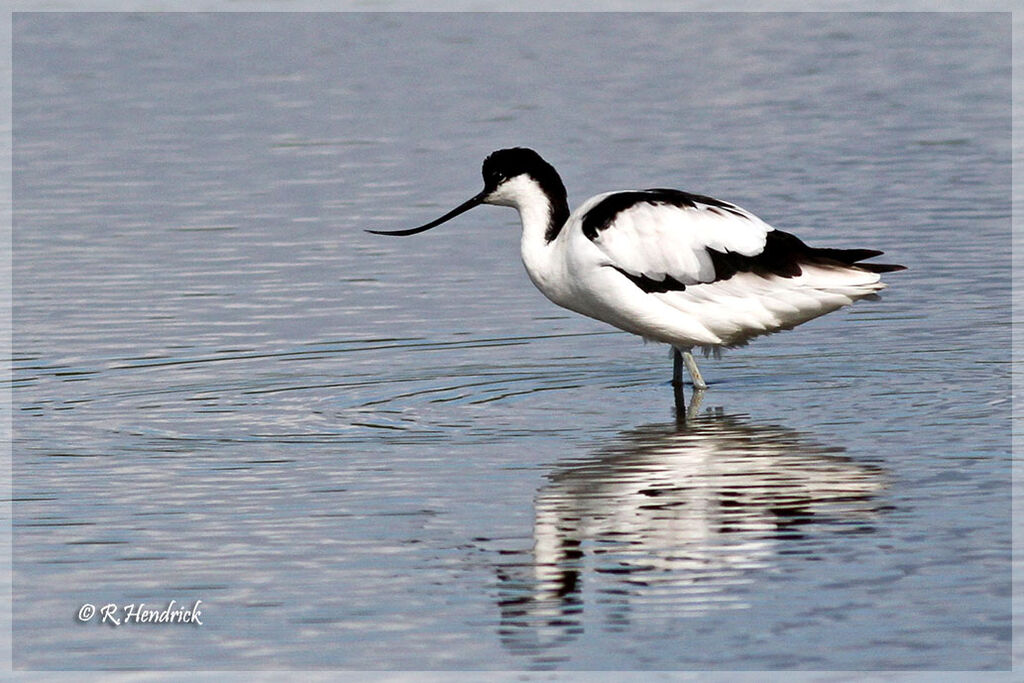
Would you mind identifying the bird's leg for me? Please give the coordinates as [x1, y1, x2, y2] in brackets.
[683, 351, 708, 390]
[672, 348, 684, 386]
[685, 383, 705, 422]
[672, 348, 686, 412]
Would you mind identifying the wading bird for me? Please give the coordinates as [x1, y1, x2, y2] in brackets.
[368, 148, 904, 409]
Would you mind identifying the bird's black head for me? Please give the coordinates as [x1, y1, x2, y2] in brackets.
[481, 147, 564, 198]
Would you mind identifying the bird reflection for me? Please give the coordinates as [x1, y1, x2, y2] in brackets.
[494, 405, 887, 656]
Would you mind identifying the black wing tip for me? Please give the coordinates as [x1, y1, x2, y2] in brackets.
[834, 248, 908, 273]
[806, 244, 907, 272]
[858, 262, 907, 273]
[706, 233, 908, 282]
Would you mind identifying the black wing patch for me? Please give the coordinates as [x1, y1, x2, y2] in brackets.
[707, 231, 906, 281]
[614, 230, 906, 294]
[612, 267, 688, 293]
[581, 189, 748, 240]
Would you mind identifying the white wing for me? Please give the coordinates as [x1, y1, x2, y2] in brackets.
[579, 190, 774, 285]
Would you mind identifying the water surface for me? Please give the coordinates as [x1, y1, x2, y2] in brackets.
[12, 12, 1011, 671]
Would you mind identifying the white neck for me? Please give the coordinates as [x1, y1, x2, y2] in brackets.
[485, 175, 563, 293]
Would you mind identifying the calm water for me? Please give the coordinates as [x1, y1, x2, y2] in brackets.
[11, 13, 1011, 671]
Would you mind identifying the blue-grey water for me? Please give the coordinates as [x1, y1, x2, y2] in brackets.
[12, 12, 1011, 672]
